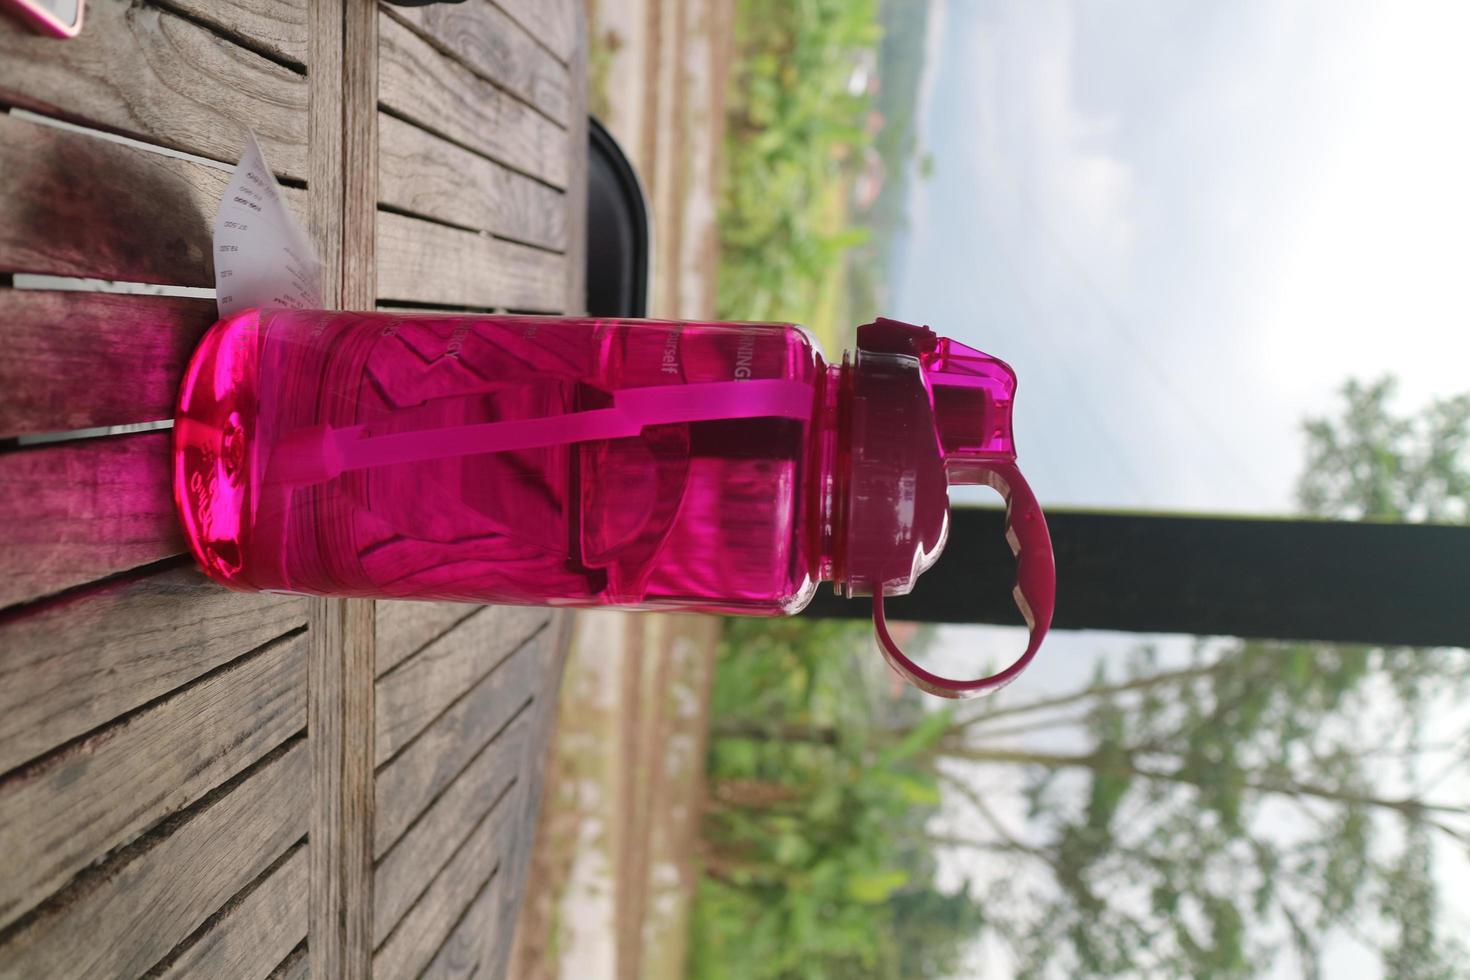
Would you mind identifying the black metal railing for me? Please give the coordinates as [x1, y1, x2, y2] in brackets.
[803, 508, 1470, 648]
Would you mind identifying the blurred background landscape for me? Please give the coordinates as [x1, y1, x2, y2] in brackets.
[511, 1, 1470, 977]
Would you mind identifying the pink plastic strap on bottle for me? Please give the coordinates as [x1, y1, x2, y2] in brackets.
[268, 379, 815, 485]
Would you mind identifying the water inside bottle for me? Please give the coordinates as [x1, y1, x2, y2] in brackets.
[175, 311, 826, 612]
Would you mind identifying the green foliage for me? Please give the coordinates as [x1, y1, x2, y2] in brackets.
[845, 0, 935, 323]
[693, 377, 1470, 979]
[963, 378, 1470, 977]
[888, 884, 987, 979]
[1379, 821, 1468, 980]
[1298, 377, 1470, 524]
[692, 617, 973, 980]
[715, 0, 881, 342]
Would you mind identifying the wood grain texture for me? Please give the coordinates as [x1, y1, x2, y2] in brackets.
[0, 0, 308, 178]
[308, 0, 379, 975]
[373, 784, 523, 980]
[0, 630, 305, 930]
[388, 1, 570, 124]
[164, 0, 310, 68]
[484, 611, 575, 980]
[376, 605, 549, 765]
[308, 598, 376, 980]
[422, 864, 507, 980]
[377, 211, 565, 311]
[307, 0, 345, 307]
[563, 3, 589, 315]
[343, 0, 379, 312]
[373, 710, 531, 944]
[378, 113, 567, 251]
[482, 34, 583, 975]
[494, 0, 577, 63]
[153, 841, 308, 980]
[0, 564, 303, 781]
[379, 12, 569, 187]
[0, 112, 301, 286]
[374, 628, 546, 856]
[0, 432, 181, 608]
[0, 291, 217, 437]
[266, 943, 309, 980]
[0, 739, 307, 979]
[0, 112, 218, 283]
[376, 600, 483, 678]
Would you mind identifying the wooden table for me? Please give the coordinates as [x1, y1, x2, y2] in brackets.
[0, 2, 585, 977]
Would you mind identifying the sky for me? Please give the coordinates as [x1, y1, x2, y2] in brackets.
[892, 0, 1470, 516]
[887, 2, 1470, 975]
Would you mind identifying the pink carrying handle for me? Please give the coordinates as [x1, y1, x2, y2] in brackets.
[872, 462, 1055, 699]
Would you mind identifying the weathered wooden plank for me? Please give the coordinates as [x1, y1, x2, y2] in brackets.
[165, 0, 309, 68]
[266, 943, 309, 980]
[266, 940, 308, 980]
[0, 564, 304, 777]
[484, 612, 575, 980]
[423, 866, 507, 980]
[489, 43, 583, 975]
[279, 953, 308, 980]
[0, 630, 305, 930]
[1, 114, 210, 284]
[563, 4, 589, 315]
[0, 291, 216, 437]
[379, 12, 568, 187]
[388, 1, 570, 125]
[307, 0, 379, 973]
[378, 113, 567, 251]
[376, 600, 482, 678]
[0, 0, 308, 178]
[494, 0, 577, 64]
[0, 432, 181, 608]
[377, 211, 565, 311]
[308, 0, 345, 308]
[342, 0, 379, 310]
[0, 113, 308, 286]
[374, 629, 546, 856]
[373, 302, 491, 312]
[374, 710, 531, 944]
[154, 841, 307, 980]
[373, 784, 523, 980]
[270, 940, 310, 980]
[0, 739, 307, 979]
[376, 605, 548, 765]
[308, 598, 376, 980]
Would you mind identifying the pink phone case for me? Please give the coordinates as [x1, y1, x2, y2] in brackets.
[2, 0, 84, 38]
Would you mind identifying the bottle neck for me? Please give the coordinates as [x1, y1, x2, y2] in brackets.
[811, 359, 851, 588]
[820, 346, 954, 600]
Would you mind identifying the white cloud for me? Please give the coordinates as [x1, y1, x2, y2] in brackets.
[1255, 1, 1470, 406]
[964, 0, 1139, 276]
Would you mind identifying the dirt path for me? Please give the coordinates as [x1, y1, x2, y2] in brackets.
[508, 614, 720, 980]
[589, 0, 732, 320]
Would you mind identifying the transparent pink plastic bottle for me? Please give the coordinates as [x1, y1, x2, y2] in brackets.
[174, 311, 1054, 697]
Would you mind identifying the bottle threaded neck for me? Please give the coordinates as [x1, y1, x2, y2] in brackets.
[811, 359, 851, 588]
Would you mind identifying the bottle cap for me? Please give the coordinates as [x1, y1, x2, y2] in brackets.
[844, 318, 1055, 698]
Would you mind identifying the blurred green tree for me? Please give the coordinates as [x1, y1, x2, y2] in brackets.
[694, 378, 1470, 979]
[1299, 377, 1470, 523]
[716, 0, 880, 334]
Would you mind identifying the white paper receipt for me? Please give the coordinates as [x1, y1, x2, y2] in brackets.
[213, 132, 323, 318]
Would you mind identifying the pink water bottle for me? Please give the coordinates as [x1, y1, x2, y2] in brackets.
[174, 311, 1054, 697]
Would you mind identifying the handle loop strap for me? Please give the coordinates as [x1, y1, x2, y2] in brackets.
[872, 462, 1055, 699]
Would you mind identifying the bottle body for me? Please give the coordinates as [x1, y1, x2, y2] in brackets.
[174, 310, 830, 613]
